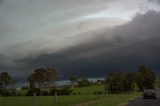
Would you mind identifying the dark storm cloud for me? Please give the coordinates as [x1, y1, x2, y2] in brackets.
[148, 0, 160, 4]
[12, 10, 160, 79]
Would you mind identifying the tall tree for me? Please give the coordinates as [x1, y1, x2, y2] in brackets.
[0, 72, 12, 89]
[46, 68, 57, 89]
[28, 68, 57, 95]
[136, 65, 155, 90]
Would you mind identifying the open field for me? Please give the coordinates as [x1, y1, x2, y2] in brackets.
[0, 92, 141, 106]
[72, 84, 105, 95]
[0, 84, 142, 106]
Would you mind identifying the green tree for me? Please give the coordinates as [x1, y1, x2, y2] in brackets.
[136, 65, 155, 90]
[0, 72, 12, 89]
[106, 72, 135, 93]
[28, 68, 57, 95]
[46, 68, 57, 89]
[78, 79, 90, 87]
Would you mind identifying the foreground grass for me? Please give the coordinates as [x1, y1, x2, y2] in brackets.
[76, 92, 141, 106]
[0, 92, 141, 106]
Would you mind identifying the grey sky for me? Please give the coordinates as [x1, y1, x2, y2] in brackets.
[0, 0, 160, 79]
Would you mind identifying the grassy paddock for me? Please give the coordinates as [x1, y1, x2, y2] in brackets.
[72, 84, 105, 95]
[76, 92, 141, 106]
[0, 84, 141, 106]
[0, 92, 141, 106]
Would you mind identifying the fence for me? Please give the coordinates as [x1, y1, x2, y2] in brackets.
[0, 92, 137, 106]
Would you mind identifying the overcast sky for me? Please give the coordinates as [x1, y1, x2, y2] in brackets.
[0, 0, 160, 80]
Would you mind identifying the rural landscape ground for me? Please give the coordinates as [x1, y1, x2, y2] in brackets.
[0, 84, 141, 106]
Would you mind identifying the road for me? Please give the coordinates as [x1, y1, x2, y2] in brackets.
[127, 90, 160, 106]
[127, 98, 160, 106]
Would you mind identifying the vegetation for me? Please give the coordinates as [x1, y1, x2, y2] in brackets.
[76, 92, 141, 106]
[136, 65, 155, 90]
[0, 72, 13, 89]
[105, 65, 156, 93]
[0, 65, 155, 106]
[28, 68, 57, 95]
[106, 72, 135, 93]
[77, 79, 91, 87]
[0, 88, 141, 106]
[0, 72, 16, 96]
[72, 84, 105, 95]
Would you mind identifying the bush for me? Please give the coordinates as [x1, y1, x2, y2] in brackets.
[25, 88, 40, 96]
[50, 88, 58, 95]
[78, 79, 91, 87]
[42, 90, 49, 96]
[60, 87, 72, 95]
[1, 90, 16, 96]
[50, 87, 72, 95]
[93, 91, 103, 95]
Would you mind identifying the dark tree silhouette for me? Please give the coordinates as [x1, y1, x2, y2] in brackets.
[106, 72, 135, 93]
[136, 65, 155, 90]
[0, 72, 12, 89]
[28, 68, 57, 95]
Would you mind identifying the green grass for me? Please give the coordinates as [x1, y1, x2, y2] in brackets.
[0, 95, 99, 106]
[72, 84, 105, 95]
[0, 84, 141, 106]
[0, 92, 141, 106]
[76, 92, 141, 106]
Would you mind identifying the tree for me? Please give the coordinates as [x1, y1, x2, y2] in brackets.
[78, 79, 90, 87]
[106, 72, 135, 93]
[136, 65, 155, 91]
[0, 72, 12, 89]
[28, 68, 57, 95]
[28, 74, 36, 88]
[46, 68, 57, 89]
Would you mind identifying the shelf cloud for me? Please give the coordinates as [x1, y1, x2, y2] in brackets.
[0, 0, 160, 80]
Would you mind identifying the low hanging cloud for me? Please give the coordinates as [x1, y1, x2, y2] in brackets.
[9, 10, 160, 79]
[148, 0, 160, 4]
[1, 0, 160, 80]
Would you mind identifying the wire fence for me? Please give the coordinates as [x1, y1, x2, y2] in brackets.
[0, 92, 137, 106]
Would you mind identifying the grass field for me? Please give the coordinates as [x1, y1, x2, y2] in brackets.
[0, 92, 141, 106]
[72, 84, 105, 95]
[0, 84, 141, 106]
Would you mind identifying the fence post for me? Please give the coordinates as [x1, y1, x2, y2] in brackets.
[33, 93, 36, 106]
[55, 92, 57, 104]
[0, 95, 1, 106]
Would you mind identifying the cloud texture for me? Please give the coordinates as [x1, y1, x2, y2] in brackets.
[0, 0, 160, 80]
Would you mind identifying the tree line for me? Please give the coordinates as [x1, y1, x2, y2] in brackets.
[0, 65, 158, 96]
[105, 65, 156, 93]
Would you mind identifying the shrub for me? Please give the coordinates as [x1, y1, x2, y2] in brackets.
[78, 79, 91, 87]
[42, 90, 49, 96]
[50, 87, 72, 95]
[1, 90, 16, 96]
[93, 91, 103, 95]
[25, 88, 40, 96]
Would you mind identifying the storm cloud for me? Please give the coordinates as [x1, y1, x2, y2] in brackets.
[0, 0, 160, 80]
[149, 0, 160, 4]
[10, 10, 160, 79]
